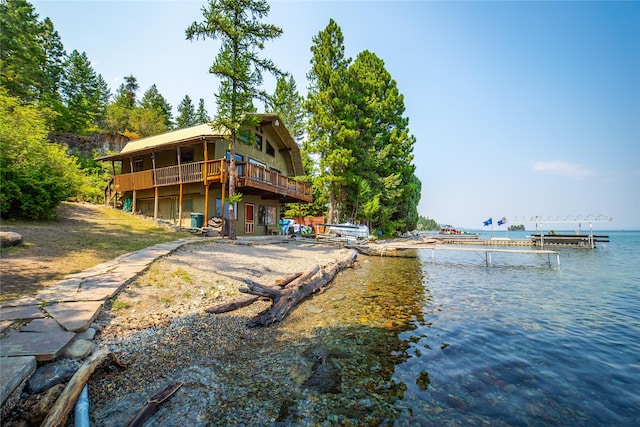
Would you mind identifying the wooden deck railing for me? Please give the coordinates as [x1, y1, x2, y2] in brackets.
[106, 159, 311, 202]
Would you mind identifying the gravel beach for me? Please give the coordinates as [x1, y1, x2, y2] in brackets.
[87, 239, 357, 426]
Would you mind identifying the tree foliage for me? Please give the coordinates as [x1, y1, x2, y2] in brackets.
[417, 216, 440, 231]
[105, 76, 172, 137]
[176, 95, 197, 129]
[60, 50, 111, 134]
[195, 98, 211, 124]
[305, 21, 421, 233]
[305, 19, 354, 224]
[268, 74, 305, 143]
[0, 89, 83, 219]
[186, 0, 282, 239]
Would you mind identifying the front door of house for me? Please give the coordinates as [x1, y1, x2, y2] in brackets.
[244, 203, 254, 234]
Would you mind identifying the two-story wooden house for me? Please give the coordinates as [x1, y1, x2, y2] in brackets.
[98, 114, 312, 236]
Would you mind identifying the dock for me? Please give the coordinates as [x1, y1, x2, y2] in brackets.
[354, 243, 561, 267]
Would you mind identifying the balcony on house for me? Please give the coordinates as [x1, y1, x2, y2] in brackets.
[107, 159, 312, 203]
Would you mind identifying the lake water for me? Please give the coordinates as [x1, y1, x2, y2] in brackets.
[88, 230, 640, 426]
[369, 230, 640, 426]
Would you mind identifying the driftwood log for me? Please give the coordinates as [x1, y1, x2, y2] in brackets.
[244, 249, 358, 327]
[41, 349, 110, 427]
[205, 271, 308, 314]
[127, 382, 184, 427]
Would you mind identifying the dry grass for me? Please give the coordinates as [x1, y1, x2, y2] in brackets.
[0, 202, 192, 302]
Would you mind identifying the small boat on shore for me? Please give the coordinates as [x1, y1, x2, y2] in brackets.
[324, 223, 370, 239]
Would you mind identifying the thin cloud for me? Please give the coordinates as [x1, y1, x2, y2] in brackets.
[532, 160, 595, 178]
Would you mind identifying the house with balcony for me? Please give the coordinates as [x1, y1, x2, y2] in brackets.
[98, 114, 312, 236]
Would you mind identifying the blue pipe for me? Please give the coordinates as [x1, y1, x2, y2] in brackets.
[74, 385, 90, 427]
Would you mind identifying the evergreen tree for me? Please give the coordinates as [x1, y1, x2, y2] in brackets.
[305, 19, 356, 224]
[176, 94, 197, 128]
[268, 74, 305, 143]
[105, 75, 139, 136]
[346, 50, 419, 233]
[38, 17, 67, 130]
[0, 0, 47, 103]
[94, 74, 112, 130]
[195, 98, 210, 124]
[61, 50, 106, 134]
[140, 83, 173, 130]
[186, 0, 282, 239]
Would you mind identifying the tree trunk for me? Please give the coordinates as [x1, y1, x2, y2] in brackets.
[244, 250, 357, 327]
[228, 132, 237, 240]
[204, 271, 306, 314]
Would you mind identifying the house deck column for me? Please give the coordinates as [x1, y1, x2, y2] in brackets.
[152, 152, 158, 219]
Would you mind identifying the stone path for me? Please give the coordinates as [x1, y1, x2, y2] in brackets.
[0, 238, 199, 406]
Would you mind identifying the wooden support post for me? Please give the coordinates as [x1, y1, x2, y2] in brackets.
[178, 184, 183, 227]
[154, 187, 159, 219]
[203, 139, 209, 223]
[221, 168, 226, 237]
[204, 183, 209, 223]
[152, 152, 158, 219]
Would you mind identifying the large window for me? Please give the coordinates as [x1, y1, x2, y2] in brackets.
[258, 205, 277, 226]
[215, 198, 238, 220]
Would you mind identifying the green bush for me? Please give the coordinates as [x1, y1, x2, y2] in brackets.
[0, 89, 83, 219]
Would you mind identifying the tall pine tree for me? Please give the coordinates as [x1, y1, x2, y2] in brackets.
[195, 98, 210, 124]
[305, 19, 357, 224]
[268, 74, 305, 143]
[186, 0, 282, 239]
[176, 94, 197, 128]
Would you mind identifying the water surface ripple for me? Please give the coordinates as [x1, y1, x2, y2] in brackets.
[389, 230, 640, 426]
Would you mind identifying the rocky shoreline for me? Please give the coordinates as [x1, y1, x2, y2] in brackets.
[4, 239, 359, 426]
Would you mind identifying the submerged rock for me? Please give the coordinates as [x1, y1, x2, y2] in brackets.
[301, 344, 347, 394]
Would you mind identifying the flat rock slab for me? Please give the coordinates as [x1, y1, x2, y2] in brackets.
[0, 305, 45, 322]
[0, 330, 76, 361]
[21, 318, 63, 332]
[0, 356, 37, 406]
[44, 301, 103, 332]
[0, 296, 41, 308]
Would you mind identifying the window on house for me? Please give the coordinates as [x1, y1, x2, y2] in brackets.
[215, 198, 238, 220]
[183, 199, 193, 211]
[266, 141, 275, 157]
[226, 151, 244, 176]
[258, 205, 277, 226]
[254, 133, 263, 151]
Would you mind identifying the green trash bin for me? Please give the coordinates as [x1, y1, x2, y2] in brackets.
[190, 212, 204, 228]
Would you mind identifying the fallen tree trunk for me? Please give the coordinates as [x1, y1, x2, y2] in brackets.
[245, 250, 357, 327]
[41, 349, 110, 427]
[205, 271, 308, 314]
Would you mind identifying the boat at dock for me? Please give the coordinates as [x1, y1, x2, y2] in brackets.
[529, 233, 609, 248]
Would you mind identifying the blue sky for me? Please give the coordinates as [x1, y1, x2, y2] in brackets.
[32, 0, 640, 230]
